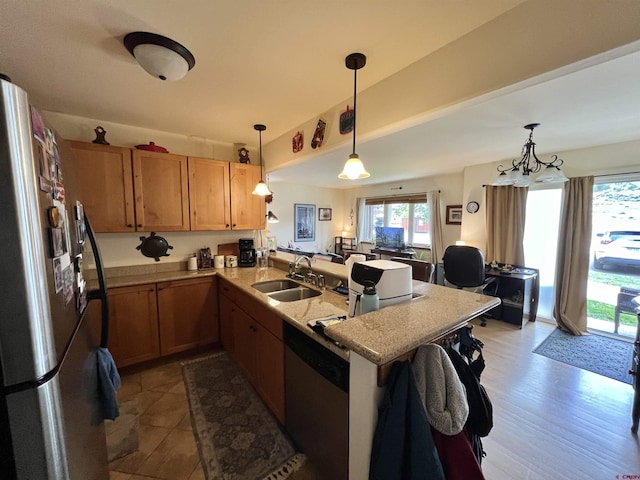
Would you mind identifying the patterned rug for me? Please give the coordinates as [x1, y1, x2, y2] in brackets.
[182, 352, 305, 479]
[533, 328, 634, 384]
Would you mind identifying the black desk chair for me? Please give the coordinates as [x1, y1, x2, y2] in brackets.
[443, 245, 495, 326]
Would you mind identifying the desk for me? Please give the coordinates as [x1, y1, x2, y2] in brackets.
[484, 267, 539, 329]
[371, 248, 415, 259]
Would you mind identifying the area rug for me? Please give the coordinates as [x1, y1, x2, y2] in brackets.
[533, 328, 633, 384]
[182, 352, 305, 479]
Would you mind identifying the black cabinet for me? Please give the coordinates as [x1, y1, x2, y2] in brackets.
[334, 236, 356, 255]
[484, 268, 539, 329]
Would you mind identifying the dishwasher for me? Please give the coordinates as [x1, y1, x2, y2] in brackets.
[284, 322, 349, 480]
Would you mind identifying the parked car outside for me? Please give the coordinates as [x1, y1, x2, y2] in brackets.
[593, 230, 640, 270]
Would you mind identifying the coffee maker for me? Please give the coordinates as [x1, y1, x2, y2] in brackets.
[238, 238, 256, 267]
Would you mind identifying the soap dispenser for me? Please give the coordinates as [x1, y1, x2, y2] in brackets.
[360, 281, 380, 314]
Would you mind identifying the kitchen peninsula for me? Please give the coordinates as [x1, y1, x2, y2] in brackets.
[96, 253, 500, 479]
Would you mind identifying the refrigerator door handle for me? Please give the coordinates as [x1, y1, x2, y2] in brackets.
[84, 214, 110, 348]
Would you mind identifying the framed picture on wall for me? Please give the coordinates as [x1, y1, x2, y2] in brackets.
[294, 203, 316, 242]
[446, 205, 463, 225]
[319, 208, 332, 221]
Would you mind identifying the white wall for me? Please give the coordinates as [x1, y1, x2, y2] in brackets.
[264, 181, 347, 253]
[43, 111, 240, 161]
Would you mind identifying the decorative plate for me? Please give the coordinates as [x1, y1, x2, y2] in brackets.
[134, 142, 168, 153]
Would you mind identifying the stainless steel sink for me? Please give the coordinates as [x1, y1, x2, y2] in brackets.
[268, 287, 322, 302]
[252, 279, 303, 293]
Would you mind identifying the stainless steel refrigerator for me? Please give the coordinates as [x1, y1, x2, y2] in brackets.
[0, 77, 111, 478]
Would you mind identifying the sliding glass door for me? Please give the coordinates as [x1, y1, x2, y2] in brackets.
[587, 178, 640, 337]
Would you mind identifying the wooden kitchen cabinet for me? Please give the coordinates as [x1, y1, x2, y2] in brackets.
[218, 278, 284, 422]
[107, 284, 160, 367]
[229, 163, 265, 230]
[68, 141, 136, 232]
[132, 149, 190, 231]
[218, 281, 236, 355]
[232, 306, 258, 384]
[70, 141, 262, 232]
[188, 157, 231, 230]
[255, 323, 285, 422]
[157, 277, 219, 356]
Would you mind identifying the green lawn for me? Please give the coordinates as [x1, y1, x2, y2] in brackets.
[589, 270, 640, 289]
[587, 299, 637, 327]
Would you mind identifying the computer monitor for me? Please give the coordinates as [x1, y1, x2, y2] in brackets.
[374, 226, 405, 250]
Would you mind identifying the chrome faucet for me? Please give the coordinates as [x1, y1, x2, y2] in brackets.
[295, 255, 313, 276]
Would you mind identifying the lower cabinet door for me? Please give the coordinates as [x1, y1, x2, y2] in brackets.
[255, 324, 285, 423]
[157, 277, 219, 356]
[233, 307, 257, 383]
[107, 284, 160, 367]
[219, 291, 235, 356]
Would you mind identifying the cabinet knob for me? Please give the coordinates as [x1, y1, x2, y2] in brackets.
[127, 224, 133, 228]
[138, 224, 142, 228]
[226, 224, 230, 227]
[232, 224, 236, 227]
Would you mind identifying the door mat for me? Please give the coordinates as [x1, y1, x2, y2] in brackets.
[533, 328, 633, 384]
[182, 352, 305, 479]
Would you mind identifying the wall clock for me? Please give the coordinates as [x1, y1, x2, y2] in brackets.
[466, 201, 480, 214]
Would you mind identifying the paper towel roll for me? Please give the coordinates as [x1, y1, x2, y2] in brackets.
[214, 255, 225, 268]
[188, 256, 198, 271]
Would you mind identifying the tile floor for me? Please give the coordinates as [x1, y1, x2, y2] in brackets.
[108, 353, 211, 480]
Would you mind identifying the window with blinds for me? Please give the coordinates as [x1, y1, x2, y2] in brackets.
[360, 194, 430, 246]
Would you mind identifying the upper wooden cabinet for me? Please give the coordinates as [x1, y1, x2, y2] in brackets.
[132, 150, 190, 231]
[68, 141, 136, 232]
[230, 163, 265, 230]
[69, 141, 262, 232]
[188, 157, 231, 230]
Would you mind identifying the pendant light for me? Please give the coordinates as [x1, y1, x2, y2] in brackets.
[339, 53, 370, 180]
[124, 32, 195, 81]
[252, 124, 272, 196]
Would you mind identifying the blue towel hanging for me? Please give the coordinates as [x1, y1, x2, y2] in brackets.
[97, 347, 121, 420]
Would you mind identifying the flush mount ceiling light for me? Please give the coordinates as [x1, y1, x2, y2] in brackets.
[124, 32, 195, 81]
[266, 211, 279, 223]
[339, 53, 370, 180]
[493, 123, 569, 187]
[252, 124, 272, 196]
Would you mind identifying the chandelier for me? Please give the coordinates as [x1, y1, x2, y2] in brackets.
[492, 123, 568, 187]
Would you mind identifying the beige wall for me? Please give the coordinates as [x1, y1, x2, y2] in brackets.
[460, 138, 640, 255]
[46, 110, 640, 269]
[264, 0, 640, 172]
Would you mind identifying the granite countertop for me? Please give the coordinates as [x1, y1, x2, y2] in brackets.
[93, 254, 499, 366]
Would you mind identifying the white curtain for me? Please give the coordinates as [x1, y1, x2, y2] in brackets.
[355, 197, 367, 242]
[427, 190, 444, 264]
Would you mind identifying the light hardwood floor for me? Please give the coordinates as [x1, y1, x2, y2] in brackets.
[475, 317, 639, 479]
[109, 319, 639, 480]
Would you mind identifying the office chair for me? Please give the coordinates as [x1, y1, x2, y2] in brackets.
[390, 257, 434, 283]
[443, 245, 495, 326]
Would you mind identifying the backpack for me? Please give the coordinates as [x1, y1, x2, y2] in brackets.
[447, 347, 493, 438]
[446, 344, 493, 464]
